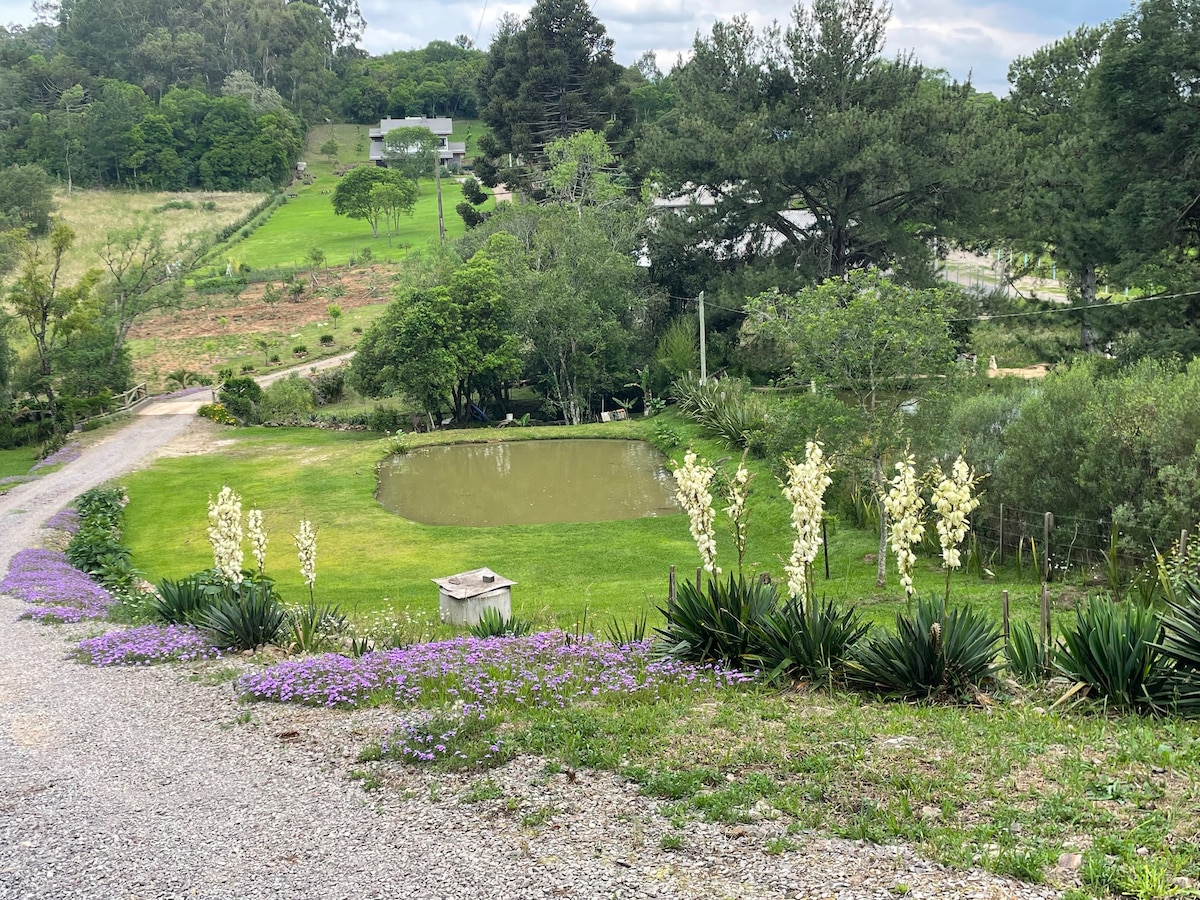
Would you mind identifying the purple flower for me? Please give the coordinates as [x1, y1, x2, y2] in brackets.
[1, 548, 116, 623]
[30, 444, 81, 472]
[44, 508, 82, 534]
[77, 625, 225, 666]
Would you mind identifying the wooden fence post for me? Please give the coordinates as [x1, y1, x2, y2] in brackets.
[668, 565, 676, 611]
[1040, 583, 1052, 650]
[1002, 590, 1010, 649]
[696, 567, 702, 593]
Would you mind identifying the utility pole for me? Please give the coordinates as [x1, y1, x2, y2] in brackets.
[698, 290, 707, 385]
[434, 156, 446, 244]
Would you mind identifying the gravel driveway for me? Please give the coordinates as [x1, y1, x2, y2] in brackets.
[0, 403, 1063, 900]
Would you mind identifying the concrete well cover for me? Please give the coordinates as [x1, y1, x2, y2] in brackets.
[432, 567, 517, 601]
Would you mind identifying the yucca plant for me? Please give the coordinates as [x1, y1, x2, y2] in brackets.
[1149, 581, 1200, 712]
[1055, 597, 1168, 710]
[655, 574, 779, 669]
[151, 576, 216, 624]
[846, 594, 1000, 699]
[605, 611, 649, 648]
[468, 607, 532, 638]
[199, 582, 287, 651]
[747, 595, 869, 684]
[1005, 621, 1054, 684]
[669, 376, 766, 451]
[287, 598, 349, 654]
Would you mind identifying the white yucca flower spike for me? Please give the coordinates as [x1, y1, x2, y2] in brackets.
[723, 452, 754, 577]
[247, 508, 267, 575]
[881, 451, 925, 605]
[930, 454, 983, 599]
[781, 440, 834, 602]
[673, 450, 720, 575]
[207, 485, 244, 584]
[295, 519, 317, 602]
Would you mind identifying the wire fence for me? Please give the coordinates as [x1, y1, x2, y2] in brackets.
[968, 503, 1182, 581]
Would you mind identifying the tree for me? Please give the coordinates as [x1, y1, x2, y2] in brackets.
[456, 177, 491, 228]
[5, 224, 102, 414]
[97, 221, 196, 364]
[381, 126, 438, 192]
[742, 269, 959, 586]
[1004, 26, 1117, 346]
[369, 181, 417, 241]
[0, 164, 55, 235]
[331, 166, 415, 237]
[641, 0, 1001, 285]
[543, 130, 624, 215]
[474, 0, 631, 192]
[349, 253, 521, 422]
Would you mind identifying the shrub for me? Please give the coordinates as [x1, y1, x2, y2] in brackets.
[311, 367, 346, 405]
[293, 345, 308, 356]
[217, 376, 264, 425]
[748, 596, 869, 684]
[66, 488, 139, 592]
[367, 405, 407, 434]
[197, 403, 238, 425]
[846, 594, 1000, 699]
[1004, 621, 1054, 683]
[319, 334, 334, 346]
[1056, 597, 1168, 710]
[199, 582, 287, 651]
[670, 376, 767, 451]
[656, 574, 779, 669]
[258, 375, 315, 424]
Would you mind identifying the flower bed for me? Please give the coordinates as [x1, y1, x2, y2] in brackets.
[76, 624, 225, 666]
[0, 548, 115, 622]
[238, 632, 752, 710]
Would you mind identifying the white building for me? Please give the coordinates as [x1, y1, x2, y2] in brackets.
[368, 116, 467, 167]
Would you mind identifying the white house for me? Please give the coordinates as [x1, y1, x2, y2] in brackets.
[368, 116, 467, 167]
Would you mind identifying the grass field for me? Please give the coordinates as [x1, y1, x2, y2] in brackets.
[119, 413, 1062, 632]
[50, 189, 265, 285]
[0, 445, 39, 479]
[211, 124, 491, 271]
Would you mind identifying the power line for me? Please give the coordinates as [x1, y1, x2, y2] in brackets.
[952, 288, 1200, 322]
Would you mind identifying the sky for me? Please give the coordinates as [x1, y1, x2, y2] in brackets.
[1, 0, 1137, 96]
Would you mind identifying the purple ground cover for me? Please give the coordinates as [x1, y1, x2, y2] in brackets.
[0, 475, 34, 487]
[76, 625, 225, 666]
[30, 443, 81, 472]
[0, 548, 115, 622]
[44, 507, 81, 534]
[238, 632, 753, 711]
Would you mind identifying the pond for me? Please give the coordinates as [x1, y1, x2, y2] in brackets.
[376, 439, 680, 527]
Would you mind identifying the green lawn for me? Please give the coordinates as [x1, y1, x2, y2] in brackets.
[213, 123, 492, 271]
[119, 413, 1059, 631]
[0, 445, 39, 479]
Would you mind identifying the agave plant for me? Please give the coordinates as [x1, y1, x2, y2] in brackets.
[747, 595, 869, 684]
[152, 576, 218, 625]
[846, 594, 1000, 699]
[1055, 597, 1168, 710]
[655, 574, 779, 669]
[1148, 581, 1200, 712]
[605, 611, 649, 648]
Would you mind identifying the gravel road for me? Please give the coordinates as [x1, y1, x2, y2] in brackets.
[0, 403, 1064, 900]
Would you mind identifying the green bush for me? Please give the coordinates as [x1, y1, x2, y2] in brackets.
[747, 595, 869, 684]
[656, 574, 779, 669]
[846, 595, 1000, 699]
[1056, 597, 1169, 710]
[66, 488, 138, 591]
[217, 376, 264, 425]
[311, 367, 346, 405]
[199, 582, 287, 651]
[319, 333, 335, 346]
[258, 375, 315, 425]
[197, 403, 237, 425]
[367, 405, 407, 434]
[670, 376, 767, 452]
[286, 598, 349, 654]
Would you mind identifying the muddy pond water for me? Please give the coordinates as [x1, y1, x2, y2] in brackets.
[376, 439, 680, 526]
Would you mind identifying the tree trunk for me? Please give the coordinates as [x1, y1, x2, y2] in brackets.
[1079, 262, 1098, 353]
